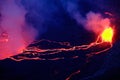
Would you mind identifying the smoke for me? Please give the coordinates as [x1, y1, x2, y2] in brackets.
[0, 0, 37, 59]
[61, 0, 111, 34]
[83, 12, 110, 34]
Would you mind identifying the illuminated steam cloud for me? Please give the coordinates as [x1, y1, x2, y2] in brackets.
[84, 12, 110, 34]
[0, 0, 37, 59]
[61, 0, 111, 34]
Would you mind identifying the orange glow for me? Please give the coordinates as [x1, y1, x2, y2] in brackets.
[17, 46, 25, 53]
[101, 27, 114, 42]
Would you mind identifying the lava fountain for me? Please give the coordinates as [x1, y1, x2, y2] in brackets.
[101, 27, 114, 42]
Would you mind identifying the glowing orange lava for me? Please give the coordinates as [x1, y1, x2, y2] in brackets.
[101, 27, 114, 42]
[8, 27, 114, 80]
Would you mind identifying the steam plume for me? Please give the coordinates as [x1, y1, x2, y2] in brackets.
[61, 0, 111, 34]
[0, 0, 37, 59]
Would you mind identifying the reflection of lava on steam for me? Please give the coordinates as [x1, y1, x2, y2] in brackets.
[0, 0, 37, 60]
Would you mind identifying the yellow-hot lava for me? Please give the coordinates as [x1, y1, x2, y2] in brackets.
[101, 27, 114, 42]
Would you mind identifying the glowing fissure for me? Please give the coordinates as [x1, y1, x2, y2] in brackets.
[9, 29, 113, 61]
[9, 24, 114, 80]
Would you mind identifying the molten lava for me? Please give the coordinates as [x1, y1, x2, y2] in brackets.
[101, 27, 114, 43]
